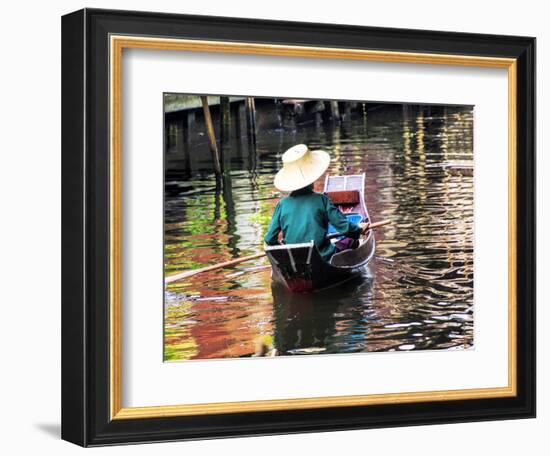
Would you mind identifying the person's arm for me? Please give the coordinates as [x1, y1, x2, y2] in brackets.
[264, 202, 282, 245]
[324, 196, 362, 239]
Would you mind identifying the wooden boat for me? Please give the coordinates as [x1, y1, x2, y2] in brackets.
[265, 174, 375, 293]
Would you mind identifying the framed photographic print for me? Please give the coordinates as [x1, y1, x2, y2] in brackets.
[61, 8, 536, 446]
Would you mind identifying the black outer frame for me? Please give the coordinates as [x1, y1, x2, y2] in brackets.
[61, 8, 536, 447]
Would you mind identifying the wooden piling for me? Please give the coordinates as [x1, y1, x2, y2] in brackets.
[237, 102, 246, 139]
[343, 102, 352, 120]
[281, 102, 296, 129]
[164, 121, 171, 150]
[179, 116, 186, 145]
[245, 97, 257, 171]
[186, 111, 197, 130]
[245, 97, 257, 144]
[200, 96, 222, 176]
[187, 110, 196, 137]
[220, 96, 231, 146]
[315, 112, 322, 127]
[330, 100, 340, 122]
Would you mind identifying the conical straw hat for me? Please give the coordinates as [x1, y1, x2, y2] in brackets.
[274, 144, 330, 192]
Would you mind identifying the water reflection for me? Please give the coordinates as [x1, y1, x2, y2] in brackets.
[272, 275, 375, 355]
[164, 103, 474, 361]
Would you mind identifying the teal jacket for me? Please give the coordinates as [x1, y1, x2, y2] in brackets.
[264, 187, 361, 261]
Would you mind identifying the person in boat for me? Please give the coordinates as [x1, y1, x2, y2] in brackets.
[264, 144, 369, 261]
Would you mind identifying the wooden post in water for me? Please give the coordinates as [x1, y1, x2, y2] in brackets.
[341, 102, 350, 121]
[245, 96, 257, 144]
[329, 100, 340, 122]
[164, 120, 171, 151]
[245, 97, 257, 172]
[220, 96, 231, 170]
[315, 111, 322, 127]
[187, 110, 196, 131]
[251, 97, 257, 123]
[200, 96, 222, 176]
[220, 96, 231, 146]
[237, 102, 246, 138]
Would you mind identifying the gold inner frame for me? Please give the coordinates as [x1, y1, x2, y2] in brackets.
[109, 35, 518, 420]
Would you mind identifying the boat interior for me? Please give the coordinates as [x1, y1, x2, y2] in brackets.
[323, 174, 374, 267]
[265, 174, 375, 273]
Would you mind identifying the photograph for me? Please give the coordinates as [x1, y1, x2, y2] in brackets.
[163, 94, 474, 361]
[57, 6, 536, 447]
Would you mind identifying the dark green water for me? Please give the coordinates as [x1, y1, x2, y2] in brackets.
[164, 104, 474, 360]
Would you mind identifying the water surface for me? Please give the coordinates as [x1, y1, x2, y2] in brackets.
[164, 104, 474, 360]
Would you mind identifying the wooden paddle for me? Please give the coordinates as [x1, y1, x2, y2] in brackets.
[165, 219, 392, 283]
[165, 252, 266, 284]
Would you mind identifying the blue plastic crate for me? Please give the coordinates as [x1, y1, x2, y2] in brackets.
[328, 213, 363, 238]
